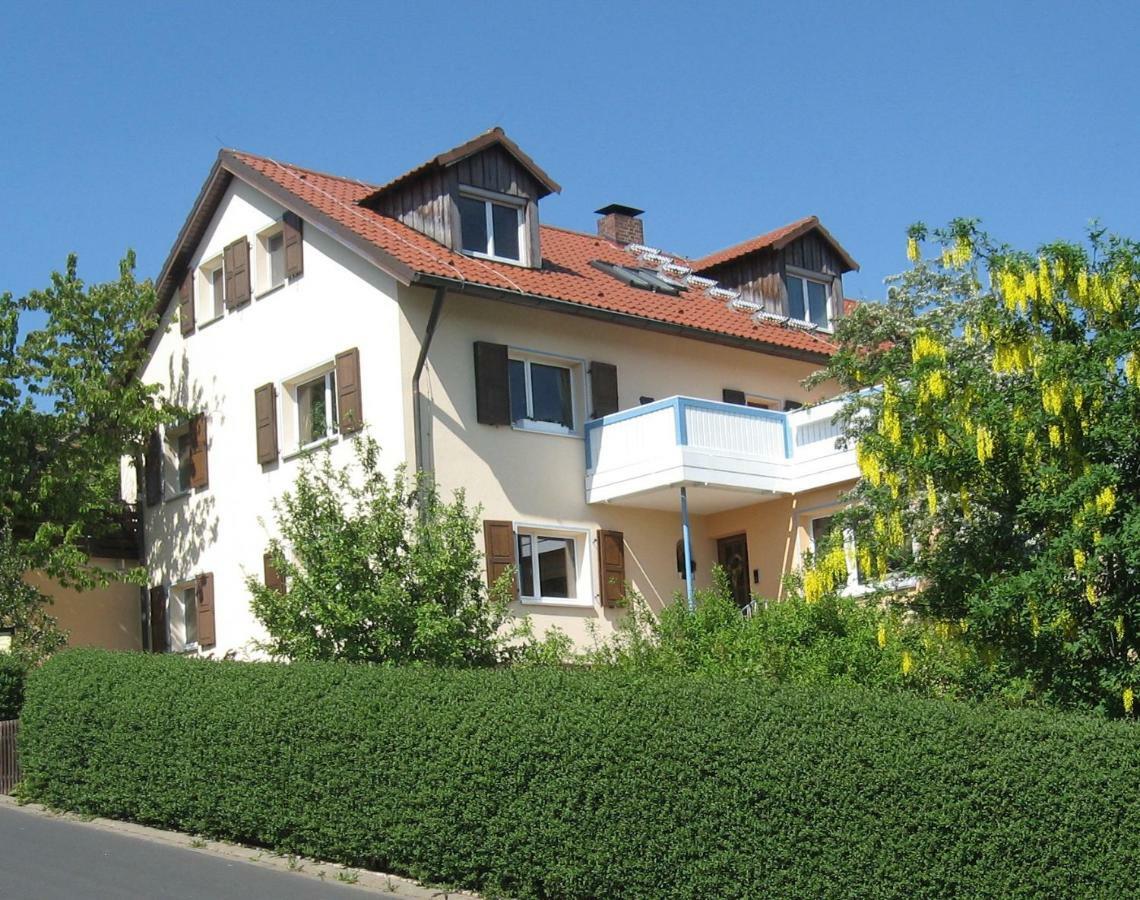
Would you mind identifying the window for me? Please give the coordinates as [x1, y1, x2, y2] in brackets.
[458, 189, 524, 262]
[785, 272, 832, 329]
[590, 261, 685, 296]
[169, 582, 198, 653]
[198, 255, 225, 323]
[514, 525, 590, 606]
[257, 226, 286, 294]
[508, 353, 577, 434]
[807, 513, 917, 595]
[283, 364, 338, 452]
[164, 422, 192, 497]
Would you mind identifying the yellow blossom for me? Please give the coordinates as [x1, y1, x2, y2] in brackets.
[1125, 687, 1135, 715]
[1096, 485, 1116, 517]
[976, 425, 995, 464]
[1076, 269, 1089, 302]
[907, 236, 920, 263]
[1125, 354, 1140, 386]
[1073, 548, 1087, 572]
[1086, 583, 1098, 606]
[901, 650, 914, 675]
[1038, 257, 1053, 302]
[1041, 381, 1065, 416]
[926, 475, 937, 515]
[1048, 425, 1062, 449]
[937, 431, 949, 453]
[856, 442, 883, 487]
[877, 623, 887, 649]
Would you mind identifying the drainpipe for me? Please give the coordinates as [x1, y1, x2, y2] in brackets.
[412, 287, 447, 475]
[680, 486, 695, 610]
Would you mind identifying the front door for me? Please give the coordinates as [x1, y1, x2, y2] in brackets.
[716, 534, 751, 608]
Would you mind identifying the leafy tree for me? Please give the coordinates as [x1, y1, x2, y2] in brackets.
[0, 253, 178, 659]
[810, 220, 1140, 713]
[248, 436, 515, 666]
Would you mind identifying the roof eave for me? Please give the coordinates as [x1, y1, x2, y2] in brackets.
[409, 272, 834, 365]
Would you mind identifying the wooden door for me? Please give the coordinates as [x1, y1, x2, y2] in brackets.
[716, 534, 751, 608]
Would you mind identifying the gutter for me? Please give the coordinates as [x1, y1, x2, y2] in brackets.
[412, 286, 447, 474]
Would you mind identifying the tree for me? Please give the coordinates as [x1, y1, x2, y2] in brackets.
[247, 437, 516, 666]
[0, 253, 178, 659]
[812, 220, 1140, 713]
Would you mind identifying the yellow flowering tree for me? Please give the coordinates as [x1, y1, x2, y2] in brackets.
[812, 220, 1140, 714]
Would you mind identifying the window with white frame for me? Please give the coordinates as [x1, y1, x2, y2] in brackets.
[785, 271, 833, 330]
[515, 525, 591, 606]
[257, 225, 286, 294]
[164, 422, 193, 498]
[198, 255, 225, 322]
[169, 582, 198, 653]
[285, 364, 338, 452]
[508, 351, 579, 434]
[807, 513, 916, 594]
[457, 188, 525, 263]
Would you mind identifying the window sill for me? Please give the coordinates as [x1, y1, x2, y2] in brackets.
[163, 489, 193, 504]
[282, 435, 340, 462]
[510, 422, 582, 440]
[840, 575, 918, 597]
[196, 313, 224, 331]
[255, 282, 286, 301]
[462, 249, 529, 269]
[519, 596, 595, 609]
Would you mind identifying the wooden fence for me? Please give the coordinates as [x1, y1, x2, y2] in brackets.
[0, 719, 19, 794]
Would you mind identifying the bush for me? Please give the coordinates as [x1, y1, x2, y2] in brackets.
[20, 649, 1140, 898]
[0, 655, 24, 719]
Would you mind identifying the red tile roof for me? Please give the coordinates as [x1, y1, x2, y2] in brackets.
[692, 217, 820, 271]
[226, 150, 846, 359]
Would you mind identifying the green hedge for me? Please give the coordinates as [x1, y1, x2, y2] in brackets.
[19, 649, 1140, 898]
[0, 655, 24, 719]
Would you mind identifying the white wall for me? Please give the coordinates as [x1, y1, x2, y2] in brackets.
[134, 179, 406, 657]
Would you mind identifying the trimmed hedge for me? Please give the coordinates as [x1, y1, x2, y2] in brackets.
[20, 649, 1140, 898]
[0, 655, 24, 720]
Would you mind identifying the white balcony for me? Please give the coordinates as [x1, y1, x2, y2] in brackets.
[584, 396, 858, 513]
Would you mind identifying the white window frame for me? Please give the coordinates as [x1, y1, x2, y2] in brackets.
[197, 254, 226, 326]
[514, 522, 593, 608]
[458, 185, 527, 265]
[507, 349, 583, 437]
[255, 223, 287, 297]
[162, 421, 193, 501]
[785, 266, 835, 332]
[744, 393, 783, 410]
[281, 360, 339, 457]
[804, 511, 918, 597]
[168, 580, 199, 654]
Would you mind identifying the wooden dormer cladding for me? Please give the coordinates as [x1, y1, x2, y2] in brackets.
[699, 225, 857, 324]
[359, 128, 560, 269]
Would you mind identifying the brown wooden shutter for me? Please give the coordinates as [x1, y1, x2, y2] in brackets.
[224, 237, 251, 309]
[599, 530, 626, 608]
[589, 361, 619, 419]
[263, 552, 286, 594]
[144, 429, 162, 506]
[335, 347, 363, 434]
[188, 413, 209, 489]
[474, 342, 510, 426]
[722, 388, 746, 405]
[149, 585, 167, 653]
[179, 269, 195, 335]
[483, 520, 517, 598]
[254, 383, 279, 465]
[282, 212, 303, 278]
[195, 572, 216, 649]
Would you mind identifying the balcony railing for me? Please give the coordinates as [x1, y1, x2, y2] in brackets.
[584, 396, 857, 508]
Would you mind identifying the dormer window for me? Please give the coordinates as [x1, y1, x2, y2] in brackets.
[785, 271, 833, 330]
[458, 188, 524, 263]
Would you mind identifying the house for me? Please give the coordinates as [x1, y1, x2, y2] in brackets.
[128, 127, 864, 655]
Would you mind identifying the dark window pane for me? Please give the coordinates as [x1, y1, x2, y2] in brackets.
[529, 363, 573, 428]
[491, 203, 520, 260]
[517, 534, 535, 597]
[177, 433, 192, 492]
[458, 196, 488, 254]
[509, 358, 528, 424]
[807, 279, 829, 327]
[786, 276, 805, 320]
[536, 536, 574, 598]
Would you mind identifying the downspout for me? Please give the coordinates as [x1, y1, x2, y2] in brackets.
[412, 287, 447, 475]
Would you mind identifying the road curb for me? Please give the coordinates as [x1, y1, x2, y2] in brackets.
[0, 794, 480, 899]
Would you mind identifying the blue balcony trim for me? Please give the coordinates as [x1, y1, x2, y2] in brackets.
[585, 395, 801, 467]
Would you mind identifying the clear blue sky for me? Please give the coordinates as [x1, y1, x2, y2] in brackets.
[3, 0, 1138, 312]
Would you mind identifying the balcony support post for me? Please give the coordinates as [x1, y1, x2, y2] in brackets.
[680, 485, 695, 610]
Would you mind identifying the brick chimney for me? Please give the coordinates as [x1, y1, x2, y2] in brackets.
[596, 204, 645, 246]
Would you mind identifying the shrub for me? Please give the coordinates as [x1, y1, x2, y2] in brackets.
[20, 648, 1140, 898]
[0, 655, 24, 719]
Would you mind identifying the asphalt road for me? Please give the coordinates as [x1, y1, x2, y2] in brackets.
[0, 804, 397, 899]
